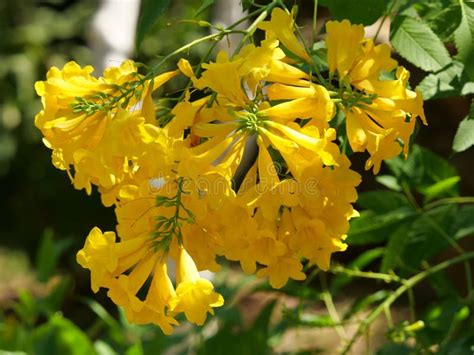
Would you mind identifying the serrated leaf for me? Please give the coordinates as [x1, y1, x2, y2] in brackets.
[135, 0, 171, 50]
[454, 1, 474, 79]
[417, 61, 465, 100]
[453, 99, 474, 152]
[426, 3, 462, 40]
[322, 0, 387, 25]
[391, 16, 452, 72]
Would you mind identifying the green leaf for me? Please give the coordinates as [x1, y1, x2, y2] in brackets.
[357, 190, 410, 213]
[240, 0, 253, 12]
[82, 298, 124, 344]
[422, 299, 471, 346]
[454, 1, 474, 79]
[94, 340, 118, 355]
[125, 342, 144, 355]
[380, 220, 416, 272]
[391, 16, 452, 72]
[461, 81, 474, 95]
[195, 0, 215, 18]
[295, 313, 336, 327]
[425, 3, 462, 41]
[377, 343, 413, 355]
[385, 145, 460, 199]
[343, 290, 390, 320]
[322, 0, 387, 25]
[420, 176, 461, 202]
[402, 205, 459, 269]
[198, 301, 276, 355]
[135, 0, 171, 50]
[452, 205, 474, 240]
[35, 229, 72, 282]
[453, 99, 474, 152]
[32, 314, 95, 355]
[347, 207, 417, 245]
[417, 61, 466, 100]
[375, 175, 402, 191]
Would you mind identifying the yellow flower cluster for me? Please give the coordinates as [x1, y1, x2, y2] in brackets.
[326, 20, 427, 173]
[34, 8, 425, 332]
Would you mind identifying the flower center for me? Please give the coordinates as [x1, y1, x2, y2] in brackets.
[237, 110, 266, 135]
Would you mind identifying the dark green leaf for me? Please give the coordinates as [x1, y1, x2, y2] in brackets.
[452, 205, 474, 240]
[427, 271, 459, 299]
[426, 3, 462, 41]
[198, 301, 276, 355]
[402, 205, 458, 269]
[454, 1, 474, 79]
[380, 220, 416, 272]
[322, 0, 387, 25]
[35, 229, 72, 282]
[391, 16, 451, 72]
[376, 343, 413, 355]
[195, 0, 215, 18]
[385, 145, 460, 199]
[453, 99, 474, 153]
[240, 0, 253, 12]
[421, 299, 471, 348]
[136, 0, 171, 50]
[32, 314, 95, 355]
[347, 207, 417, 245]
[357, 191, 410, 213]
[343, 290, 390, 320]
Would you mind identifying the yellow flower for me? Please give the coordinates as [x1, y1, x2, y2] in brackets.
[35, 60, 178, 200]
[257, 256, 306, 289]
[266, 82, 335, 122]
[325, 20, 427, 173]
[258, 8, 310, 61]
[326, 20, 365, 79]
[169, 247, 224, 325]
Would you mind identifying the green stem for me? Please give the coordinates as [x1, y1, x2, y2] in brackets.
[374, 0, 397, 42]
[423, 196, 474, 210]
[312, 0, 318, 44]
[320, 273, 347, 340]
[331, 265, 402, 283]
[341, 252, 474, 354]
